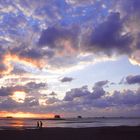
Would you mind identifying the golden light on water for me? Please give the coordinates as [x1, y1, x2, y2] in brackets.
[11, 91, 26, 103]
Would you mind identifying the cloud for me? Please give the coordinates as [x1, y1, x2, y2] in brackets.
[61, 86, 140, 111]
[94, 80, 109, 87]
[0, 48, 11, 75]
[117, 0, 140, 16]
[0, 79, 140, 115]
[64, 81, 107, 102]
[0, 0, 140, 116]
[0, 96, 39, 111]
[45, 97, 60, 105]
[83, 12, 132, 56]
[60, 77, 74, 83]
[64, 86, 90, 101]
[0, 0, 140, 76]
[38, 26, 79, 56]
[114, 0, 140, 65]
[0, 86, 25, 97]
[125, 75, 140, 85]
[108, 89, 140, 106]
[26, 82, 47, 90]
[0, 82, 47, 97]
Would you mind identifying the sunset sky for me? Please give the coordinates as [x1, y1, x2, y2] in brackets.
[0, 0, 140, 118]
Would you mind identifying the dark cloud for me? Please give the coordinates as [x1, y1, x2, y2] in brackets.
[0, 96, 39, 111]
[18, 48, 43, 60]
[38, 26, 79, 50]
[62, 87, 140, 111]
[83, 12, 132, 55]
[64, 83, 106, 102]
[11, 47, 44, 61]
[0, 47, 7, 74]
[26, 82, 47, 90]
[125, 75, 140, 85]
[60, 77, 74, 83]
[40, 87, 140, 116]
[64, 86, 89, 101]
[108, 89, 140, 106]
[0, 86, 25, 97]
[91, 86, 106, 99]
[0, 97, 18, 110]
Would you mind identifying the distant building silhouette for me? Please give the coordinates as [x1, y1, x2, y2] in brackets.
[6, 116, 13, 119]
[54, 115, 61, 119]
[77, 116, 82, 119]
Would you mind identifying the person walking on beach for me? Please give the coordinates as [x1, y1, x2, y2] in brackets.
[40, 121, 43, 128]
[37, 121, 39, 128]
[37, 121, 43, 128]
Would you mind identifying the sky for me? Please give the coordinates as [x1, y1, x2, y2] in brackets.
[0, 0, 140, 118]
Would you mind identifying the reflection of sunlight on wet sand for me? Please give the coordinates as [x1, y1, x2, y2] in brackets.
[9, 119, 24, 127]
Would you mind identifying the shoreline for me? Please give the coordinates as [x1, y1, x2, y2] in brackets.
[0, 126, 140, 140]
[0, 124, 140, 130]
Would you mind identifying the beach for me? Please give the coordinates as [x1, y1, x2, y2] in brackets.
[0, 126, 140, 140]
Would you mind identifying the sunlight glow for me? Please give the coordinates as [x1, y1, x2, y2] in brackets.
[11, 91, 26, 103]
[0, 111, 54, 118]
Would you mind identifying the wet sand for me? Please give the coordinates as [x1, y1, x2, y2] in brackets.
[0, 126, 140, 140]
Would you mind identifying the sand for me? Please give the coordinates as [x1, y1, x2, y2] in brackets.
[0, 126, 140, 140]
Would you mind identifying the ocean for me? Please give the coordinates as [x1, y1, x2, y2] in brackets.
[0, 117, 140, 130]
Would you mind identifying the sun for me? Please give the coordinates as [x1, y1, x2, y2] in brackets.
[11, 91, 26, 103]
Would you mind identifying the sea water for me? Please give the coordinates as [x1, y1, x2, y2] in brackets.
[0, 117, 140, 129]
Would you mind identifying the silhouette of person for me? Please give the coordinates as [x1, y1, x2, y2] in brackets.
[40, 121, 43, 128]
[37, 121, 39, 128]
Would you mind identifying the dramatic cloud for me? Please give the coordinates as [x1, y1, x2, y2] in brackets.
[0, 0, 140, 75]
[83, 12, 132, 56]
[0, 0, 140, 116]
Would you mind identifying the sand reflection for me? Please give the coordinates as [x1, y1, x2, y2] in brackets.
[9, 119, 24, 127]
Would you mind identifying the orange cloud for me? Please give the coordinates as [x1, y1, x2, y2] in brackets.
[0, 53, 45, 75]
[5, 53, 45, 68]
